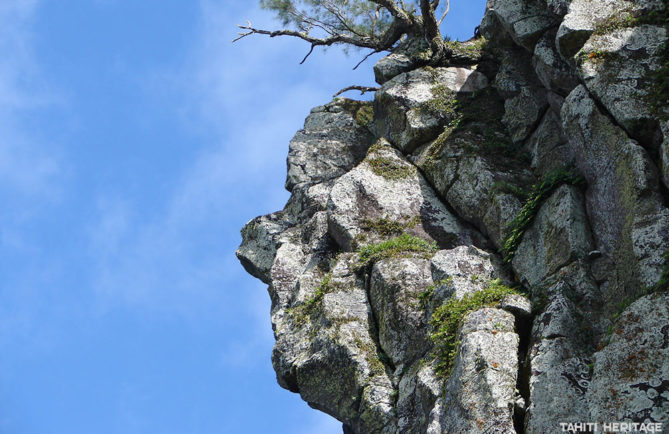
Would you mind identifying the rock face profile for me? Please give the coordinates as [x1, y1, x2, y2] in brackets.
[237, 0, 669, 432]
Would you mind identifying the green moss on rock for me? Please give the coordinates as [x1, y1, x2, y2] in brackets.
[356, 233, 437, 269]
[367, 156, 415, 180]
[360, 216, 421, 236]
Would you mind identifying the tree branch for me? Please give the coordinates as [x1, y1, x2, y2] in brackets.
[438, 0, 450, 26]
[234, 22, 377, 49]
[368, 0, 414, 27]
[353, 50, 380, 70]
[333, 85, 380, 97]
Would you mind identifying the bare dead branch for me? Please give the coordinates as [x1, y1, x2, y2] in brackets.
[353, 50, 380, 70]
[332, 85, 380, 97]
[300, 45, 316, 64]
[234, 22, 378, 49]
[438, 0, 450, 26]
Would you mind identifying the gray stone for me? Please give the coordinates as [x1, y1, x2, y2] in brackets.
[373, 37, 432, 85]
[525, 292, 593, 433]
[487, 0, 556, 51]
[396, 360, 442, 433]
[512, 185, 593, 288]
[493, 45, 545, 99]
[588, 293, 669, 425]
[662, 120, 669, 191]
[498, 294, 533, 318]
[556, 0, 665, 60]
[286, 99, 373, 191]
[502, 86, 548, 143]
[533, 30, 579, 95]
[370, 257, 433, 367]
[526, 109, 572, 176]
[561, 85, 669, 303]
[440, 308, 519, 433]
[430, 245, 509, 305]
[577, 25, 667, 146]
[327, 139, 478, 251]
[375, 67, 489, 153]
[237, 211, 293, 285]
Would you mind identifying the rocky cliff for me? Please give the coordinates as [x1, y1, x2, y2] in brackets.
[237, 0, 669, 432]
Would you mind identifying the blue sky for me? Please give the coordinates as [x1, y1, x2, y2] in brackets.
[0, 1, 486, 433]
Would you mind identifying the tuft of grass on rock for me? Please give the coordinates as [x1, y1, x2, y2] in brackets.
[356, 233, 437, 270]
[367, 156, 415, 180]
[289, 272, 333, 324]
[429, 279, 519, 377]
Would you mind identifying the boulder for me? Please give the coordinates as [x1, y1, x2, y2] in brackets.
[561, 85, 669, 304]
[327, 139, 479, 251]
[375, 67, 489, 153]
[286, 99, 373, 191]
[512, 185, 593, 288]
[487, 0, 556, 51]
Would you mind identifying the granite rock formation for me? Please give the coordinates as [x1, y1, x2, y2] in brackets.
[237, 0, 669, 432]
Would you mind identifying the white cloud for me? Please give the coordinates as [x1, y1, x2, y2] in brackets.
[0, 0, 62, 199]
[86, 1, 379, 320]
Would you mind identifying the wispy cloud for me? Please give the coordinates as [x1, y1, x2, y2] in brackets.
[0, 0, 69, 351]
[87, 1, 350, 317]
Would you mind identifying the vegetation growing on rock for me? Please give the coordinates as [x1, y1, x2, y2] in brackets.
[360, 216, 421, 236]
[429, 279, 519, 376]
[289, 272, 333, 324]
[501, 167, 585, 263]
[356, 233, 437, 269]
[418, 277, 453, 309]
[366, 156, 415, 180]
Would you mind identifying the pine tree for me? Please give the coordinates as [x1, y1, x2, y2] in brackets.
[235, 0, 452, 65]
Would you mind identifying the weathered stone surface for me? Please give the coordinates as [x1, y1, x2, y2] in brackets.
[526, 291, 594, 433]
[286, 99, 373, 191]
[498, 293, 533, 318]
[487, 0, 556, 51]
[237, 0, 669, 430]
[662, 120, 669, 191]
[562, 85, 669, 303]
[430, 246, 509, 305]
[588, 293, 669, 425]
[533, 30, 579, 95]
[578, 25, 667, 147]
[513, 185, 593, 288]
[237, 212, 293, 284]
[542, 0, 571, 17]
[375, 67, 489, 153]
[556, 0, 665, 60]
[526, 109, 572, 175]
[327, 139, 479, 251]
[373, 37, 432, 85]
[396, 360, 442, 433]
[439, 308, 519, 433]
[502, 86, 548, 143]
[493, 44, 545, 99]
[370, 257, 432, 367]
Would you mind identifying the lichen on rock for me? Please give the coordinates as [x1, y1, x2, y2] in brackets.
[236, 0, 669, 431]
